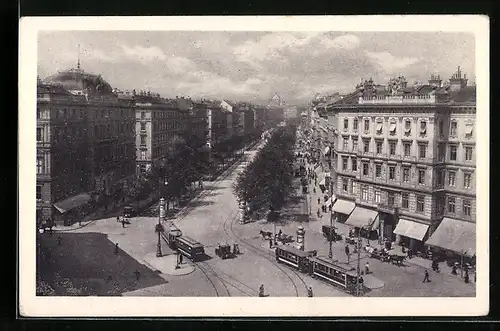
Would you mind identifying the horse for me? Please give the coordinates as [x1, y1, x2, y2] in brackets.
[259, 230, 273, 240]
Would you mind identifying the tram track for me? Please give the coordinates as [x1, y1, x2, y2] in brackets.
[221, 208, 310, 297]
[196, 261, 231, 297]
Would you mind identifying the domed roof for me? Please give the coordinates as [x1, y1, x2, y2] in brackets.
[43, 68, 114, 95]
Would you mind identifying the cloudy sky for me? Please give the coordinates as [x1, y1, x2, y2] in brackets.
[37, 31, 475, 105]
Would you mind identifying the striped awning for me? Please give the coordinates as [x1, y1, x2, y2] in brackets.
[394, 218, 429, 241]
[332, 199, 355, 215]
[345, 206, 379, 229]
[425, 218, 476, 256]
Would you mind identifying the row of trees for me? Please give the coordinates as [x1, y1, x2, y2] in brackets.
[233, 125, 297, 222]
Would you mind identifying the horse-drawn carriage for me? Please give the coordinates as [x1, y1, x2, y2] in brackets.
[368, 247, 406, 266]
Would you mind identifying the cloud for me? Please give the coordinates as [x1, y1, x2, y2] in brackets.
[365, 51, 420, 74]
[120, 45, 167, 62]
[320, 34, 361, 50]
[165, 56, 197, 75]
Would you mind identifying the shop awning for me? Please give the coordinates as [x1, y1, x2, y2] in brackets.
[425, 218, 476, 256]
[53, 193, 91, 214]
[345, 206, 379, 228]
[324, 146, 330, 155]
[394, 218, 429, 241]
[332, 199, 355, 215]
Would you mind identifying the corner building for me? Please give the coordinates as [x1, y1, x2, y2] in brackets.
[328, 68, 476, 258]
[37, 67, 136, 225]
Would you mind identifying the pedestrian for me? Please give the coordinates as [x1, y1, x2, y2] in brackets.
[364, 261, 370, 275]
[134, 270, 140, 281]
[116, 216, 120, 223]
[313, 187, 316, 193]
[269, 238, 273, 249]
[317, 197, 320, 205]
[114, 243, 119, 255]
[307, 286, 313, 297]
[121, 219, 125, 228]
[278, 229, 282, 237]
[464, 269, 469, 283]
[423, 269, 430, 283]
[451, 263, 458, 275]
[179, 254, 183, 265]
[259, 284, 265, 297]
[317, 208, 321, 218]
[57, 236, 62, 246]
[408, 248, 413, 259]
[345, 245, 350, 263]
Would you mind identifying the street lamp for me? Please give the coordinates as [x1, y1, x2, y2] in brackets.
[356, 219, 372, 297]
[155, 198, 166, 257]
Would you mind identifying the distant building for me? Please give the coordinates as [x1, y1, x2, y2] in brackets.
[326, 67, 476, 257]
[269, 93, 284, 107]
[37, 66, 135, 225]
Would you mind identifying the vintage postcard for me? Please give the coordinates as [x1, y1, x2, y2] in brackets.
[19, 15, 489, 317]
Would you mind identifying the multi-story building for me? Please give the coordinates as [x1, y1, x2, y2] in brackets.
[37, 66, 136, 225]
[202, 100, 229, 148]
[134, 93, 189, 174]
[327, 68, 476, 257]
[253, 105, 267, 135]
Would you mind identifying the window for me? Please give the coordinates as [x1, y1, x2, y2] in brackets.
[352, 158, 357, 172]
[376, 141, 383, 154]
[448, 197, 456, 213]
[403, 142, 411, 156]
[463, 200, 471, 216]
[439, 120, 444, 136]
[342, 157, 348, 171]
[450, 121, 457, 136]
[464, 173, 471, 188]
[376, 121, 383, 134]
[37, 108, 41, 119]
[438, 143, 446, 160]
[403, 167, 410, 183]
[343, 137, 348, 150]
[141, 122, 146, 131]
[36, 128, 42, 142]
[416, 195, 425, 213]
[418, 169, 425, 184]
[140, 135, 146, 145]
[465, 146, 473, 161]
[402, 193, 409, 209]
[420, 120, 427, 135]
[342, 178, 348, 192]
[361, 186, 369, 200]
[353, 139, 358, 152]
[364, 119, 370, 132]
[465, 124, 473, 137]
[437, 169, 445, 186]
[389, 166, 395, 180]
[363, 139, 370, 153]
[404, 119, 411, 134]
[388, 192, 395, 206]
[389, 141, 396, 155]
[374, 191, 381, 203]
[141, 112, 146, 119]
[389, 121, 396, 135]
[36, 185, 42, 200]
[140, 150, 146, 160]
[362, 162, 369, 176]
[449, 145, 457, 161]
[448, 171, 456, 186]
[418, 144, 426, 159]
[36, 156, 43, 174]
[353, 118, 358, 131]
[375, 164, 382, 178]
[344, 119, 349, 131]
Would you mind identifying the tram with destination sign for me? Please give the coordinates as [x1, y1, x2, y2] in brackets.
[275, 244, 317, 273]
[175, 236, 205, 262]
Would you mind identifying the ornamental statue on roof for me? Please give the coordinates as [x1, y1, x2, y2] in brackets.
[387, 75, 408, 95]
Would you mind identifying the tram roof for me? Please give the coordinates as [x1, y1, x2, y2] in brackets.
[276, 244, 312, 257]
[311, 256, 357, 274]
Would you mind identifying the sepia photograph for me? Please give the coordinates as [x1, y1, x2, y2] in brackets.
[19, 15, 489, 317]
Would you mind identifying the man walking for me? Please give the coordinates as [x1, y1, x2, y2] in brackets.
[121, 218, 126, 228]
[259, 284, 265, 297]
[307, 286, 313, 297]
[345, 244, 350, 263]
[114, 243, 119, 255]
[422, 269, 430, 283]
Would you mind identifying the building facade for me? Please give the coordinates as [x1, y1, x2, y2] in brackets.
[327, 68, 476, 256]
[135, 94, 189, 174]
[37, 67, 136, 225]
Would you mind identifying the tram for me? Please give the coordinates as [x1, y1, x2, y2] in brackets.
[309, 256, 358, 291]
[175, 236, 205, 262]
[275, 244, 317, 273]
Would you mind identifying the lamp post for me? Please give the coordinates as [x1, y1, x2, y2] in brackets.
[356, 219, 372, 297]
[156, 198, 166, 257]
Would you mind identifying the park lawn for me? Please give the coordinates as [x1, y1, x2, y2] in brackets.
[36, 232, 167, 296]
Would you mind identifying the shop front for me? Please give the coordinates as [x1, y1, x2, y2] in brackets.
[393, 218, 430, 252]
[53, 192, 91, 225]
[345, 206, 380, 240]
[331, 198, 355, 224]
[425, 217, 476, 263]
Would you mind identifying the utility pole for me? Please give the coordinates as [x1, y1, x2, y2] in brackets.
[356, 228, 361, 297]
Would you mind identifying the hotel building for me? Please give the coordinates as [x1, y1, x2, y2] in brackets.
[327, 67, 476, 257]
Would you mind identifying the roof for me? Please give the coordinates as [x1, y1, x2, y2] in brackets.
[43, 68, 114, 95]
[449, 86, 476, 103]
